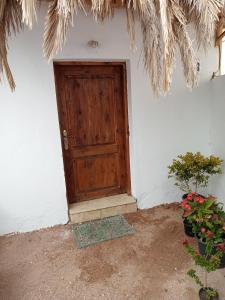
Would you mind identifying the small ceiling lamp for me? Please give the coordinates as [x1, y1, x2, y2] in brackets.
[87, 40, 100, 48]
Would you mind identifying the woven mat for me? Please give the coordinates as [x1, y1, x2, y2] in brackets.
[72, 215, 135, 248]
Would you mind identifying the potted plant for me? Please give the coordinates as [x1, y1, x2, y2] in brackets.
[188, 196, 225, 269]
[181, 192, 206, 237]
[168, 152, 223, 237]
[181, 193, 218, 237]
[168, 152, 223, 194]
[183, 239, 223, 300]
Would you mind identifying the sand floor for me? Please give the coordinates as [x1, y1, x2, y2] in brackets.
[0, 203, 225, 300]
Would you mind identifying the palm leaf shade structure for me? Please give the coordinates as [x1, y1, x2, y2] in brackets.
[0, 0, 224, 94]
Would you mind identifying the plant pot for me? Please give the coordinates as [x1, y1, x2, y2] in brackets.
[199, 288, 219, 300]
[183, 218, 195, 237]
[197, 238, 225, 269]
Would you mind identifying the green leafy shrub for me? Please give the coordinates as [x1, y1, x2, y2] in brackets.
[168, 152, 223, 193]
[183, 240, 222, 299]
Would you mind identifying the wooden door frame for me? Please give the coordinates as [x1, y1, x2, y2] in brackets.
[53, 61, 131, 203]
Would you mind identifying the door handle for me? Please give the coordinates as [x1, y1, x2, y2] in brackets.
[63, 130, 69, 150]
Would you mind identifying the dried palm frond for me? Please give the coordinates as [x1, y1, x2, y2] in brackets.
[161, 0, 178, 93]
[125, 0, 167, 94]
[43, 0, 58, 60]
[126, 0, 152, 18]
[159, 0, 169, 56]
[0, 0, 22, 91]
[125, 0, 154, 50]
[158, 0, 181, 93]
[0, 0, 222, 95]
[17, 0, 37, 29]
[2, 0, 23, 35]
[91, 0, 115, 21]
[171, 0, 198, 88]
[125, 4, 136, 49]
[43, 0, 84, 60]
[183, 0, 224, 49]
[0, 27, 15, 91]
[163, 0, 193, 93]
[173, 21, 198, 89]
[0, 0, 7, 21]
[140, 1, 163, 95]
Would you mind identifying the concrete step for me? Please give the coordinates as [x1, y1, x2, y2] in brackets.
[69, 194, 137, 224]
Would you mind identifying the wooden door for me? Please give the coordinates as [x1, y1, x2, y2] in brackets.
[54, 62, 131, 203]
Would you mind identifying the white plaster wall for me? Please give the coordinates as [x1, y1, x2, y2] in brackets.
[0, 5, 218, 234]
[209, 76, 225, 204]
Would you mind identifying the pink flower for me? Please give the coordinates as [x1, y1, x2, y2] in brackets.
[187, 194, 193, 200]
[198, 198, 205, 204]
[200, 227, 206, 233]
[185, 204, 192, 211]
[181, 199, 187, 207]
[195, 196, 205, 204]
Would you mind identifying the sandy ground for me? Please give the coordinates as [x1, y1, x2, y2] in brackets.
[0, 203, 225, 300]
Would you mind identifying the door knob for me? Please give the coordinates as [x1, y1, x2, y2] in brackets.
[63, 129, 69, 150]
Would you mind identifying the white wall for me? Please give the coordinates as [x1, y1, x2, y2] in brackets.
[0, 5, 219, 234]
[209, 76, 225, 203]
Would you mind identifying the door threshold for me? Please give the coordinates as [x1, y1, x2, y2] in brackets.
[69, 194, 137, 224]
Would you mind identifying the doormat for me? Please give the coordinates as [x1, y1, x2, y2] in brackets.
[72, 215, 135, 249]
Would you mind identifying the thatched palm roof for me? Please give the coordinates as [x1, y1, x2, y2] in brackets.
[0, 0, 225, 95]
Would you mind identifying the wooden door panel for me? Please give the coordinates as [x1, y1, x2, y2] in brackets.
[74, 153, 119, 193]
[72, 144, 118, 158]
[67, 77, 116, 147]
[54, 62, 131, 203]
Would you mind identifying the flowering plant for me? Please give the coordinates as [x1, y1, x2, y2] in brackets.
[181, 193, 225, 247]
[195, 210, 225, 247]
[181, 193, 225, 246]
[181, 192, 207, 215]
